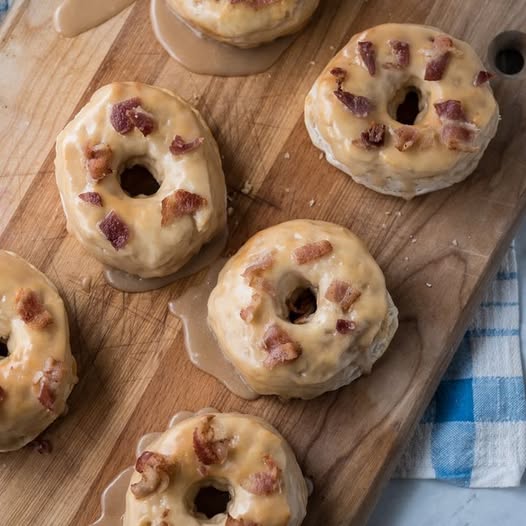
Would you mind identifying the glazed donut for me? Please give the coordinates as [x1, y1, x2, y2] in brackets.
[305, 23, 499, 199]
[165, 0, 320, 48]
[0, 251, 77, 452]
[207, 220, 398, 399]
[55, 82, 226, 279]
[124, 411, 308, 526]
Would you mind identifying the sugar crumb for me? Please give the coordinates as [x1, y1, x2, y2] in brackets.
[452, 239, 459, 247]
[308, 199, 316, 207]
[284, 152, 291, 160]
[241, 181, 253, 195]
[425, 282, 432, 288]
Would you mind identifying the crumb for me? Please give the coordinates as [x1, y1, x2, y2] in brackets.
[425, 282, 432, 288]
[285, 188, 290, 193]
[308, 199, 316, 207]
[395, 211, 402, 217]
[268, 74, 272, 78]
[227, 207, 234, 216]
[309, 60, 316, 65]
[284, 152, 291, 160]
[329, 46, 335, 51]
[411, 238, 417, 243]
[452, 239, 459, 247]
[404, 256, 409, 261]
[241, 181, 253, 195]
[318, 152, 324, 160]
[381, 223, 386, 229]
[385, 211, 391, 216]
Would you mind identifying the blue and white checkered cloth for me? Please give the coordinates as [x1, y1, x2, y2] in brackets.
[2, 0, 525, 489]
[397, 247, 526, 487]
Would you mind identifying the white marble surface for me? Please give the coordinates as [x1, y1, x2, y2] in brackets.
[368, 219, 526, 525]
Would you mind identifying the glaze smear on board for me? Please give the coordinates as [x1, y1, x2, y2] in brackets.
[150, 0, 296, 76]
[54, 0, 135, 37]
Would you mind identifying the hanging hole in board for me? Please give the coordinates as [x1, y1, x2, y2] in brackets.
[488, 31, 526, 78]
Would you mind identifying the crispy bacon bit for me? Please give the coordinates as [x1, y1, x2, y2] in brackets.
[99, 211, 129, 250]
[78, 192, 103, 207]
[325, 280, 361, 312]
[334, 90, 374, 118]
[161, 190, 207, 226]
[169, 135, 204, 156]
[241, 251, 276, 296]
[384, 40, 410, 69]
[292, 240, 333, 265]
[474, 70, 494, 87]
[353, 122, 386, 149]
[262, 324, 302, 369]
[424, 35, 455, 81]
[126, 107, 156, 136]
[36, 358, 65, 412]
[241, 455, 282, 496]
[85, 144, 113, 182]
[226, 516, 259, 526]
[193, 416, 231, 466]
[15, 289, 53, 330]
[131, 451, 173, 499]
[330, 67, 347, 88]
[358, 41, 376, 76]
[240, 292, 262, 323]
[393, 125, 419, 151]
[336, 319, 356, 334]
[0, 386, 5, 403]
[28, 438, 53, 454]
[434, 100, 478, 151]
[110, 97, 141, 134]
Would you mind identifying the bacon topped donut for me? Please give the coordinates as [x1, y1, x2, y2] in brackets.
[55, 82, 226, 278]
[123, 411, 308, 526]
[0, 251, 77, 452]
[165, 0, 319, 48]
[305, 23, 499, 199]
[208, 220, 398, 399]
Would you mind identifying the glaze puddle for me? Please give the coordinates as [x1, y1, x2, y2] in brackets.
[168, 260, 259, 400]
[54, 0, 135, 37]
[104, 228, 228, 293]
[150, 0, 296, 76]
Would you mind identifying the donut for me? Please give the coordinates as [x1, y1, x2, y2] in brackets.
[124, 411, 308, 526]
[305, 23, 499, 199]
[55, 82, 226, 279]
[207, 220, 398, 399]
[165, 0, 320, 48]
[0, 251, 77, 452]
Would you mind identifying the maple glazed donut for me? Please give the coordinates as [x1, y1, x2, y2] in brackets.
[207, 220, 398, 399]
[165, 0, 320, 48]
[305, 23, 500, 199]
[0, 251, 77, 452]
[55, 82, 226, 278]
[124, 412, 308, 526]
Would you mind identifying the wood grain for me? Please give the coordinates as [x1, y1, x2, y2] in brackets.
[1, 1, 526, 525]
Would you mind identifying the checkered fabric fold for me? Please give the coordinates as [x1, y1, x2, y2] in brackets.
[396, 247, 526, 487]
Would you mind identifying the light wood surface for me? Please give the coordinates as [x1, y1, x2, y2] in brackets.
[1, 1, 526, 525]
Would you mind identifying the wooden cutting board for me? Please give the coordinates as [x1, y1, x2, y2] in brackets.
[1, 1, 526, 525]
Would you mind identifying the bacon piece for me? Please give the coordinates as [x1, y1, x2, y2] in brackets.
[99, 211, 129, 250]
[424, 35, 455, 81]
[131, 451, 173, 499]
[358, 41, 376, 76]
[28, 438, 53, 454]
[193, 416, 231, 466]
[353, 123, 386, 150]
[384, 40, 410, 69]
[161, 190, 207, 226]
[126, 107, 156, 136]
[169, 135, 205, 156]
[474, 70, 494, 87]
[336, 319, 356, 334]
[85, 144, 113, 182]
[434, 100, 467, 121]
[15, 289, 53, 330]
[292, 240, 333, 265]
[330, 67, 347, 87]
[0, 386, 5, 403]
[262, 324, 301, 369]
[35, 358, 65, 412]
[78, 192, 103, 207]
[240, 293, 262, 323]
[241, 251, 275, 296]
[110, 97, 141, 135]
[325, 280, 361, 312]
[334, 90, 374, 118]
[393, 125, 419, 151]
[241, 455, 282, 496]
[434, 100, 478, 151]
[226, 516, 259, 526]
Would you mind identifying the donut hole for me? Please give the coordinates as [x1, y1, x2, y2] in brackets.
[286, 286, 317, 324]
[119, 164, 160, 198]
[189, 481, 231, 519]
[390, 86, 423, 125]
[0, 339, 8, 359]
[489, 31, 526, 78]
